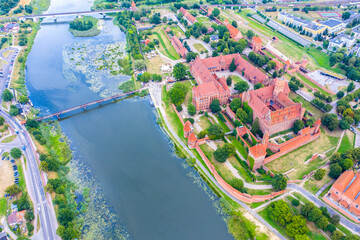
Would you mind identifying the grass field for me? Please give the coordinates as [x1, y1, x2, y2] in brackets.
[306, 47, 344, 74]
[1, 135, 17, 143]
[197, 115, 212, 131]
[193, 43, 207, 53]
[266, 128, 340, 179]
[196, 16, 209, 24]
[152, 27, 181, 60]
[338, 130, 355, 153]
[289, 92, 325, 120]
[0, 198, 6, 216]
[295, 73, 334, 97]
[146, 55, 165, 75]
[304, 166, 332, 194]
[170, 26, 185, 38]
[17, 159, 26, 190]
[228, 135, 248, 159]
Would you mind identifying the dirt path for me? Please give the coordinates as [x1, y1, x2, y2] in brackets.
[19, 0, 31, 5]
[0, 160, 14, 196]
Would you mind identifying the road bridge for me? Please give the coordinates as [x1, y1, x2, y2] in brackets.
[36, 88, 147, 122]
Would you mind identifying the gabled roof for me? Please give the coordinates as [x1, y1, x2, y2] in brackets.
[343, 173, 360, 200]
[224, 20, 242, 41]
[188, 132, 197, 142]
[184, 120, 192, 132]
[7, 210, 26, 225]
[249, 143, 267, 158]
[332, 170, 355, 193]
[252, 36, 262, 44]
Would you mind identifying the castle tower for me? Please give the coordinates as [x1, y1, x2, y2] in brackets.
[220, 54, 226, 70]
[313, 119, 321, 134]
[252, 36, 262, 53]
[188, 132, 197, 149]
[273, 78, 286, 97]
[183, 120, 192, 138]
[131, 1, 136, 11]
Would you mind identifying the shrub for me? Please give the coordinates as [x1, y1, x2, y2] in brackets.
[292, 199, 300, 207]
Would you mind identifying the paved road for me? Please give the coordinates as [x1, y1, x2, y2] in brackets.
[1, 217, 17, 239]
[148, 83, 286, 240]
[0, 110, 58, 240]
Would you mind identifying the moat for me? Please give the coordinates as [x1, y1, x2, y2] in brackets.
[24, 0, 232, 239]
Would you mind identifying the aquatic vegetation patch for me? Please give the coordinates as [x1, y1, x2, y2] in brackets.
[63, 40, 130, 98]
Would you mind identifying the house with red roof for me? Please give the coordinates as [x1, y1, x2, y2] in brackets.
[144, 39, 151, 46]
[324, 171, 360, 221]
[131, 1, 136, 11]
[190, 54, 268, 111]
[179, 7, 197, 25]
[224, 20, 243, 41]
[7, 210, 26, 227]
[242, 78, 305, 135]
[252, 36, 262, 53]
[170, 35, 188, 58]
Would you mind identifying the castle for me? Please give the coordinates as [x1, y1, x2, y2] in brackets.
[191, 54, 268, 111]
[242, 78, 305, 135]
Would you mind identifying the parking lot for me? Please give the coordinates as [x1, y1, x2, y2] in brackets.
[307, 70, 358, 93]
[0, 47, 20, 92]
[0, 157, 14, 197]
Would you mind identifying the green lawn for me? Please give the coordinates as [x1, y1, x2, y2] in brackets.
[17, 160, 26, 191]
[154, 31, 180, 60]
[196, 16, 209, 24]
[193, 43, 207, 53]
[338, 131, 354, 153]
[306, 47, 344, 74]
[170, 26, 185, 38]
[295, 73, 333, 97]
[258, 207, 289, 238]
[0, 198, 6, 216]
[216, 115, 231, 132]
[289, 92, 325, 120]
[227, 135, 248, 159]
[1, 135, 16, 143]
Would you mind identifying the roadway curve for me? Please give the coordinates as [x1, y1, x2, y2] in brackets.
[0, 110, 58, 240]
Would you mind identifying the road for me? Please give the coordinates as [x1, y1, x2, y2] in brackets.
[0, 110, 58, 240]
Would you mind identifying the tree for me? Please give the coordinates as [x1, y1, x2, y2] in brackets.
[173, 63, 186, 80]
[268, 200, 293, 225]
[25, 210, 34, 221]
[58, 208, 75, 226]
[254, 82, 264, 89]
[229, 58, 237, 72]
[222, 143, 235, 157]
[336, 91, 344, 99]
[169, 82, 188, 106]
[228, 216, 250, 240]
[286, 215, 308, 237]
[339, 158, 353, 170]
[212, 8, 220, 17]
[188, 103, 196, 116]
[234, 80, 249, 93]
[272, 174, 287, 191]
[230, 179, 244, 191]
[5, 184, 21, 195]
[236, 108, 248, 123]
[342, 11, 351, 20]
[207, 124, 224, 140]
[19, 95, 29, 104]
[210, 99, 221, 113]
[315, 215, 329, 230]
[231, 20, 238, 28]
[203, 35, 210, 43]
[323, 39, 330, 49]
[0, 116, 4, 126]
[294, 235, 311, 240]
[57, 225, 80, 240]
[330, 214, 340, 225]
[152, 74, 162, 82]
[230, 98, 242, 112]
[331, 231, 344, 240]
[11, 148, 22, 159]
[133, 60, 146, 70]
[213, 148, 227, 162]
[322, 114, 339, 131]
[293, 120, 305, 134]
[186, 52, 197, 63]
[292, 199, 300, 207]
[2, 89, 13, 101]
[329, 163, 342, 179]
[226, 76, 232, 86]
[347, 81, 355, 92]
[9, 105, 19, 116]
[314, 169, 326, 180]
[251, 118, 261, 135]
[246, 29, 254, 39]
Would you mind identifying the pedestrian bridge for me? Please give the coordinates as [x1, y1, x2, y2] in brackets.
[35, 88, 147, 122]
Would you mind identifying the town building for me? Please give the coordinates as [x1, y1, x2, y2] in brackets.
[303, 23, 326, 36]
[224, 20, 243, 41]
[7, 210, 26, 227]
[352, 27, 360, 39]
[170, 35, 188, 58]
[252, 36, 262, 53]
[328, 35, 356, 50]
[277, 12, 311, 28]
[0, 232, 7, 240]
[131, 1, 136, 11]
[242, 78, 305, 135]
[324, 171, 360, 221]
[317, 18, 345, 34]
[328, 38, 344, 50]
[179, 7, 197, 25]
[191, 54, 268, 111]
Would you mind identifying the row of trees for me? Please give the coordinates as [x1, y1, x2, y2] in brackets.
[329, 149, 360, 179]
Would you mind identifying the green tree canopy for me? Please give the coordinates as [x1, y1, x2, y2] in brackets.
[5, 184, 21, 195]
[234, 80, 249, 93]
[207, 124, 224, 140]
[11, 148, 22, 159]
[210, 99, 221, 113]
[293, 120, 305, 134]
[173, 63, 187, 80]
[188, 103, 196, 116]
[2, 89, 13, 101]
[230, 98, 242, 112]
[169, 82, 188, 106]
[272, 173, 287, 191]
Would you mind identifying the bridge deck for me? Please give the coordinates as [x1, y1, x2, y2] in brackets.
[36, 88, 146, 121]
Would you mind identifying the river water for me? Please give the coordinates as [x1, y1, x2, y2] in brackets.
[25, 0, 232, 239]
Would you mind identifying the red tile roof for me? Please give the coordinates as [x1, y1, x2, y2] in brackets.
[184, 120, 192, 132]
[249, 143, 267, 159]
[188, 132, 197, 143]
[180, 7, 197, 24]
[252, 36, 262, 44]
[332, 171, 355, 193]
[343, 173, 360, 201]
[340, 199, 349, 208]
[7, 210, 26, 225]
[131, 1, 136, 7]
[171, 35, 188, 57]
[145, 39, 151, 45]
[224, 20, 242, 41]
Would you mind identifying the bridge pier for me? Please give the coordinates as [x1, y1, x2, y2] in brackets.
[83, 106, 87, 111]
[57, 115, 60, 120]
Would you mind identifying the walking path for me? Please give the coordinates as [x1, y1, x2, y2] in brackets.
[315, 179, 335, 197]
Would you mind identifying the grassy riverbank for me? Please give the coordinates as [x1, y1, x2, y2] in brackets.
[69, 16, 101, 37]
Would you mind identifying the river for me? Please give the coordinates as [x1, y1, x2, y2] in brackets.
[25, 0, 232, 239]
